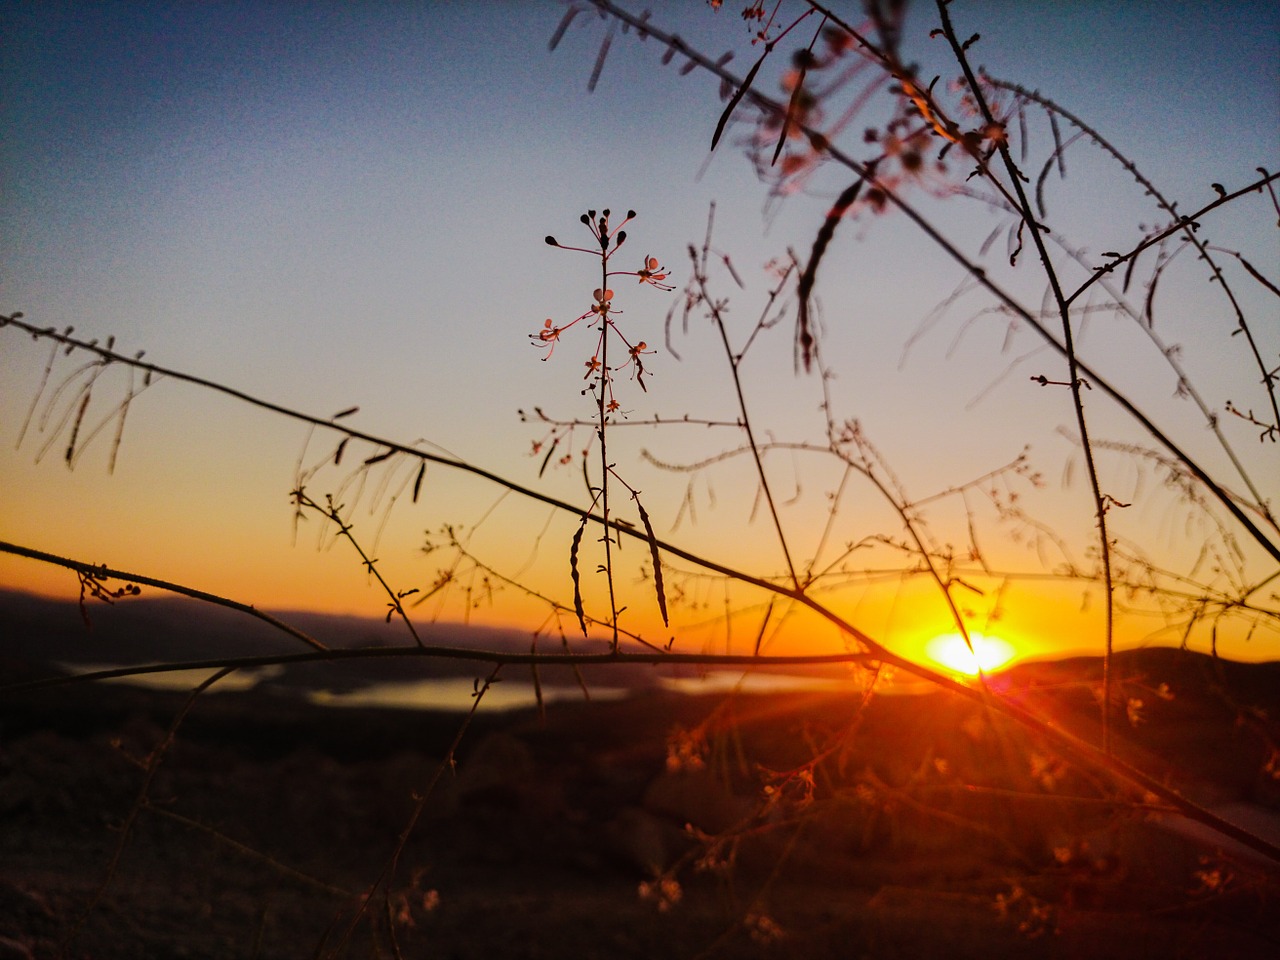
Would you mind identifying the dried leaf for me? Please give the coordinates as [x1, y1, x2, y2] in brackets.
[1145, 265, 1163, 328]
[1233, 253, 1280, 298]
[412, 463, 426, 503]
[797, 168, 874, 372]
[1122, 248, 1140, 294]
[588, 23, 613, 92]
[1050, 112, 1066, 177]
[1008, 219, 1025, 267]
[548, 5, 580, 51]
[539, 436, 560, 478]
[108, 383, 132, 475]
[712, 49, 767, 151]
[1035, 152, 1053, 219]
[570, 519, 588, 637]
[771, 65, 808, 167]
[979, 225, 1001, 257]
[636, 499, 668, 626]
[66, 391, 91, 465]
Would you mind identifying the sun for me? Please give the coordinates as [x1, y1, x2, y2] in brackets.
[924, 631, 1016, 677]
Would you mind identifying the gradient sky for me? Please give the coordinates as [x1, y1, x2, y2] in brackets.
[2, 1, 1277, 667]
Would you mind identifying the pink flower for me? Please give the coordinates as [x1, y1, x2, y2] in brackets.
[636, 256, 674, 290]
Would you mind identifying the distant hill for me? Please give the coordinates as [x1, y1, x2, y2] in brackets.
[0, 587, 663, 692]
[4, 588, 1278, 723]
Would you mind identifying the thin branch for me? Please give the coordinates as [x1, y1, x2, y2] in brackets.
[690, 230, 802, 590]
[0, 540, 328, 652]
[937, 0, 1100, 752]
[64, 666, 234, 951]
[569, 5, 1280, 563]
[322, 666, 501, 958]
[292, 490, 423, 647]
[991, 79, 1280, 434]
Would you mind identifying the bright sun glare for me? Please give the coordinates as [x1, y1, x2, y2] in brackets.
[925, 631, 1017, 677]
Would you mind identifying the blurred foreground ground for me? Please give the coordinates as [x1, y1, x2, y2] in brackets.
[1, 648, 1279, 959]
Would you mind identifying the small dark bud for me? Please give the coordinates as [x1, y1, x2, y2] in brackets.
[602, 208, 610, 217]
[616, 230, 627, 247]
[627, 209, 636, 219]
[792, 48, 817, 70]
[580, 213, 591, 225]
[545, 236, 558, 245]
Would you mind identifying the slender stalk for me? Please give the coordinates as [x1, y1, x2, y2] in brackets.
[936, 0, 1116, 751]
[293, 490, 423, 647]
[597, 250, 621, 651]
[322, 666, 499, 958]
[692, 239, 801, 590]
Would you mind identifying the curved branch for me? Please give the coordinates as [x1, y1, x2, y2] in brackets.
[0, 540, 328, 652]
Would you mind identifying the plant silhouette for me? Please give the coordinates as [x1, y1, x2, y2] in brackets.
[1, 2, 1277, 956]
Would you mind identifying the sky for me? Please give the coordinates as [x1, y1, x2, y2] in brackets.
[2, 1, 1277, 670]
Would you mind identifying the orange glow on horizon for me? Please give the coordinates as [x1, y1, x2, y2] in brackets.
[924, 631, 1017, 677]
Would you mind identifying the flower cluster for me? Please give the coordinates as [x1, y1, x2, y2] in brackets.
[724, 13, 1015, 216]
[529, 209, 671, 407]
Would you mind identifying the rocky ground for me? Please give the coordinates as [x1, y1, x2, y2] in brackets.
[2, 649, 1279, 959]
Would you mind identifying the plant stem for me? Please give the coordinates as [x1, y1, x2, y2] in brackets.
[936, 0, 1115, 752]
[694, 246, 801, 591]
[598, 251, 620, 651]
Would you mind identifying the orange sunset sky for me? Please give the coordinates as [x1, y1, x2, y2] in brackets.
[2, 1, 1277, 670]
